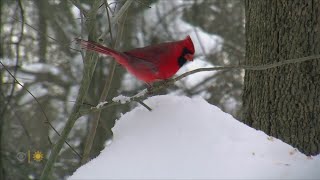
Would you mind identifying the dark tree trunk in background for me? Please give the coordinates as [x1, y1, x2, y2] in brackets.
[0, 77, 4, 180]
[35, 0, 48, 62]
[0, 0, 5, 178]
[243, 0, 320, 155]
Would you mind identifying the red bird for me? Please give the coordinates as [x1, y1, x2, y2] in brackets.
[76, 36, 195, 84]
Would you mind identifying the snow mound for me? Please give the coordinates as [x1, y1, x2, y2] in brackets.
[69, 95, 320, 179]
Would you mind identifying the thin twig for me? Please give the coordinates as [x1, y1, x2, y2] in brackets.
[194, 27, 207, 57]
[79, 1, 85, 59]
[81, 2, 131, 164]
[81, 54, 320, 115]
[40, 1, 102, 178]
[0, 91, 36, 146]
[174, 54, 320, 82]
[137, 100, 152, 111]
[11, 17, 79, 52]
[5, 0, 25, 119]
[0, 61, 82, 158]
[100, 0, 134, 39]
[136, 0, 151, 8]
[69, 0, 88, 17]
[104, 0, 113, 41]
[100, 1, 116, 14]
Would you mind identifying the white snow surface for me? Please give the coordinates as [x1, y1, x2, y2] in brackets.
[112, 95, 131, 104]
[69, 95, 320, 179]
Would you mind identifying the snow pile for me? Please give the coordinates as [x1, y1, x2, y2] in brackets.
[69, 95, 320, 179]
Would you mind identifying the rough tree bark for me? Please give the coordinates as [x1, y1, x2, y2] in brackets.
[243, 0, 320, 155]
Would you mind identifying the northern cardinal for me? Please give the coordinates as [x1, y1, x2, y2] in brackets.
[76, 36, 195, 84]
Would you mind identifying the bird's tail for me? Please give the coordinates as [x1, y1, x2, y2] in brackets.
[75, 38, 120, 57]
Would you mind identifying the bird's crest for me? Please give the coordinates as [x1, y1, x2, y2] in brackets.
[184, 35, 195, 54]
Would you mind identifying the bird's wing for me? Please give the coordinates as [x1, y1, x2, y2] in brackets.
[126, 55, 160, 75]
[124, 42, 176, 65]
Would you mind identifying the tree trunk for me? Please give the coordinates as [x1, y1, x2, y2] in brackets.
[0, 0, 6, 177]
[35, 0, 48, 62]
[243, 0, 320, 155]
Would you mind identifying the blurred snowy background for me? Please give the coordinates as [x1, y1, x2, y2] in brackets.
[0, 0, 244, 179]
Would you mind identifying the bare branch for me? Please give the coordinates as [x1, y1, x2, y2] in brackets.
[136, 0, 151, 8]
[81, 54, 320, 115]
[81, 1, 130, 164]
[99, 0, 134, 39]
[40, 10, 100, 180]
[41, 0, 135, 179]
[5, 0, 25, 119]
[69, 0, 88, 17]
[103, 0, 113, 41]
[0, 61, 81, 158]
[0, 91, 35, 146]
[174, 54, 320, 82]
[11, 17, 79, 52]
[137, 100, 152, 111]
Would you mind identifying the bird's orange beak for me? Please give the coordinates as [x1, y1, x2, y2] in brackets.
[184, 54, 194, 61]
